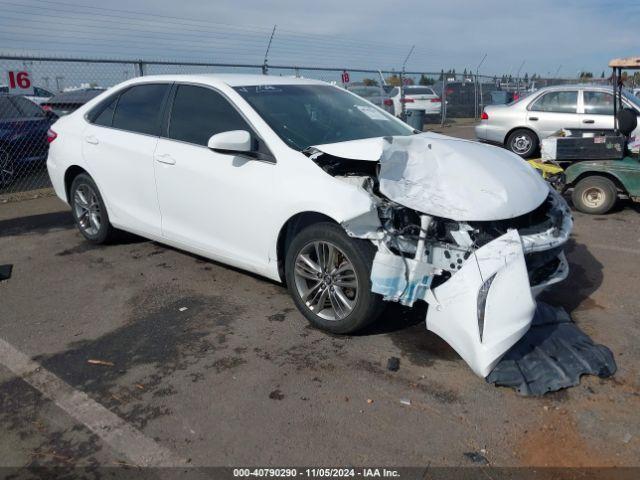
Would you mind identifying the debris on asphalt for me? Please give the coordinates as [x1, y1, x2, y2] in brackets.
[367, 399, 374, 404]
[463, 451, 489, 465]
[399, 398, 411, 406]
[0, 264, 13, 282]
[487, 302, 617, 396]
[269, 389, 284, 400]
[623, 433, 632, 444]
[134, 383, 145, 390]
[87, 359, 115, 367]
[178, 306, 188, 312]
[386, 356, 400, 372]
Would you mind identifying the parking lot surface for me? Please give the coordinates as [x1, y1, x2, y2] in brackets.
[1, 128, 639, 469]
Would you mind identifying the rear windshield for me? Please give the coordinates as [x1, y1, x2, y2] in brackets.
[405, 87, 435, 95]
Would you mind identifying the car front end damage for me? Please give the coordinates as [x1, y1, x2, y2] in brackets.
[308, 133, 572, 377]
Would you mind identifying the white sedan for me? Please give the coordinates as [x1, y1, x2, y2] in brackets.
[47, 74, 572, 377]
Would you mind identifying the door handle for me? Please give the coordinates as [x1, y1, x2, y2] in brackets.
[155, 153, 176, 165]
[583, 119, 595, 124]
[85, 135, 99, 145]
[529, 117, 538, 121]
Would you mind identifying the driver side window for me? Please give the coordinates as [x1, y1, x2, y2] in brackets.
[168, 85, 251, 146]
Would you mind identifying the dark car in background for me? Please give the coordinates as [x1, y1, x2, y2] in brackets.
[0, 94, 56, 187]
[41, 88, 105, 117]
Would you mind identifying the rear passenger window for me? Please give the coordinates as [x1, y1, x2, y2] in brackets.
[112, 84, 169, 135]
[93, 95, 118, 127]
[530, 91, 578, 113]
[168, 85, 250, 146]
[584, 91, 614, 115]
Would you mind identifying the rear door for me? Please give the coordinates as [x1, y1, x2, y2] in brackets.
[153, 84, 275, 271]
[580, 90, 615, 133]
[526, 90, 580, 137]
[82, 83, 170, 236]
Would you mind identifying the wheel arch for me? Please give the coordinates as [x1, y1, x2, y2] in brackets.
[275, 211, 340, 283]
[566, 170, 627, 195]
[64, 165, 89, 202]
[503, 126, 539, 146]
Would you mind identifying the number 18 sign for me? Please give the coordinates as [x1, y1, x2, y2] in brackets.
[6, 70, 35, 95]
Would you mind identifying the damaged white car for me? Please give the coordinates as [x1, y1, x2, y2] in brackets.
[47, 75, 572, 378]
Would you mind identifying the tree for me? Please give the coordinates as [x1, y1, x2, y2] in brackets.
[362, 78, 378, 86]
[438, 69, 444, 81]
[579, 71, 593, 79]
[601, 71, 605, 78]
[419, 74, 434, 85]
[524, 72, 529, 83]
[386, 74, 401, 86]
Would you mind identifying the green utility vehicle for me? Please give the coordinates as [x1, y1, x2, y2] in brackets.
[565, 56, 640, 214]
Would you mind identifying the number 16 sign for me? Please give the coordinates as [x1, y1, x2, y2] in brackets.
[6, 70, 35, 95]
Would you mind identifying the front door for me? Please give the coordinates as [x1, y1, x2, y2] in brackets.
[527, 90, 580, 137]
[153, 84, 275, 272]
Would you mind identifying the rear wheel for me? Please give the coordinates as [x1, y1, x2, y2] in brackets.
[571, 176, 618, 215]
[70, 173, 116, 243]
[285, 222, 384, 334]
[506, 129, 538, 158]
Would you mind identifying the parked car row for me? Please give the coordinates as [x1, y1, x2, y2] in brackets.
[347, 84, 443, 120]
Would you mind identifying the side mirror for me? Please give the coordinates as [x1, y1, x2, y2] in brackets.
[207, 130, 253, 154]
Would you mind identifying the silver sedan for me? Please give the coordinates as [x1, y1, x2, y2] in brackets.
[475, 85, 640, 158]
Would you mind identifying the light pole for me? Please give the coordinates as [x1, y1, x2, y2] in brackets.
[516, 60, 526, 94]
[475, 53, 487, 119]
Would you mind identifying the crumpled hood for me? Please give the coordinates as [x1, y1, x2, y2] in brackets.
[312, 132, 549, 221]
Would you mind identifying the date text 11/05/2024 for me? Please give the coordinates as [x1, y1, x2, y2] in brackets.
[233, 468, 401, 478]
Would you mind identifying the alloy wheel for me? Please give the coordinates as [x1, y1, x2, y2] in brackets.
[293, 241, 359, 321]
[73, 183, 102, 236]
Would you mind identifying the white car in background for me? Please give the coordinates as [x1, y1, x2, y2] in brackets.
[476, 84, 640, 158]
[46, 74, 571, 377]
[388, 85, 442, 117]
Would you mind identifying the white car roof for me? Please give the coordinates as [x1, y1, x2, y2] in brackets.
[123, 73, 328, 88]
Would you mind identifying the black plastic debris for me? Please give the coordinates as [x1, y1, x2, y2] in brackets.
[463, 451, 489, 465]
[0, 264, 12, 282]
[487, 302, 616, 396]
[386, 356, 400, 372]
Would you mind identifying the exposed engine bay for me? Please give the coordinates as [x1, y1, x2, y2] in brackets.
[307, 133, 573, 377]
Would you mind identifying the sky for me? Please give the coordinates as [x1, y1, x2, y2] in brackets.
[0, 0, 638, 78]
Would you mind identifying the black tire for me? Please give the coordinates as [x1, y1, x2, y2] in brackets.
[285, 222, 384, 334]
[571, 176, 618, 215]
[69, 173, 116, 243]
[506, 128, 538, 158]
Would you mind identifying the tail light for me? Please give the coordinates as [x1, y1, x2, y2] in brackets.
[42, 104, 52, 112]
[481, 112, 489, 120]
[383, 99, 393, 106]
[47, 128, 58, 143]
[400, 97, 414, 103]
[430, 98, 442, 103]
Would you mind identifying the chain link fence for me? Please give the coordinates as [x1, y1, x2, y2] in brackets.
[0, 54, 593, 196]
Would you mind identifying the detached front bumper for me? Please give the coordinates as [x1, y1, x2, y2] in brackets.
[369, 190, 573, 377]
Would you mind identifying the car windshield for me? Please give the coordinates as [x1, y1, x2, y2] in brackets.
[234, 84, 413, 150]
[348, 86, 381, 98]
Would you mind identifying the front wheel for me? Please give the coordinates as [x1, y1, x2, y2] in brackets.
[506, 129, 538, 158]
[571, 176, 618, 215]
[285, 222, 384, 334]
[70, 173, 116, 243]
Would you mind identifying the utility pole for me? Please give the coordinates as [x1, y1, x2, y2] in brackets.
[475, 53, 487, 119]
[262, 25, 277, 75]
[554, 64, 562, 79]
[516, 60, 525, 94]
[42, 76, 50, 89]
[400, 45, 415, 121]
[55, 76, 64, 92]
